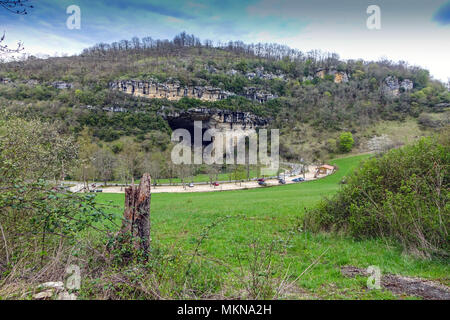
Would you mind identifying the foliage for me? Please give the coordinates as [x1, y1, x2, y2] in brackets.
[339, 132, 354, 153]
[305, 136, 450, 258]
[0, 114, 115, 281]
[93, 154, 449, 299]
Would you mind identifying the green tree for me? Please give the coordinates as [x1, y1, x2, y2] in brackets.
[0, 114, 113, 275]
[339, 132, 354, 153]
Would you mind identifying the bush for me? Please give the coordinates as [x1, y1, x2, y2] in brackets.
[305, 136, 449, 258]
[339, 132, 354, 153]
[0, 115, 115, 284]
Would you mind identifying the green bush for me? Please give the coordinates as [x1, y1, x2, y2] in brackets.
[339, 132, 354, 153]
[305, 136, 449, 258]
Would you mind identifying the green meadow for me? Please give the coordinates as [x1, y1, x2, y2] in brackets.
[95, 154, 449, 299]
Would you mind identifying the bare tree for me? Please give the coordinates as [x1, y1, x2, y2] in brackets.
[93, 149, 116, 185]
[120, 173, 151, 258]
[140, 154, 162, 187]
[0, 0, 33, 53]
[206, 164, 220, 186]
[176, 164, 193, 189]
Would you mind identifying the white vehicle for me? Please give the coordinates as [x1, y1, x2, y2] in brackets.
[188, 183, 194, 188]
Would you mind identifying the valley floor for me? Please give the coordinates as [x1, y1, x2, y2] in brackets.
[94, 154, 449, 299]
[98, 166, 319, 194]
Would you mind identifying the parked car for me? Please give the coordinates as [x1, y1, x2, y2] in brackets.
[257, 178, 265, 182]
[258, 181, 267, 186]
[188, 182, 194, 188]
[278, 179, 286, 184]
[213, 182, 220, 187]
[292, 177, 305, 183]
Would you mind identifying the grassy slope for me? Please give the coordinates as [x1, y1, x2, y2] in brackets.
[95, 154, 449, 299]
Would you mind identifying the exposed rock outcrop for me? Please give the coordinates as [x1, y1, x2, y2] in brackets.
[158, 106, 268, 131]
[109, 79, 278, 103]
[110, 79, 235, 102]
[313, 68, 349, 83]
[51, 81, 73, 89]
[383, 76, 414, 96]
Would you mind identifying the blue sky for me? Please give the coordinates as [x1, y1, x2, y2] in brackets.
[1, 0, 449, 81]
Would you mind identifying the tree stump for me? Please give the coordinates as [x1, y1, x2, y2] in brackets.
[121, 173, 151, 255]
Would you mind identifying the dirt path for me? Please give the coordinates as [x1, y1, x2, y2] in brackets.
[341, 266, 450, 300]
[99, 170, 319, 194]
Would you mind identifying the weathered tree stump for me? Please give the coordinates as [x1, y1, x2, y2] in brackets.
[121, 173, 151, 255]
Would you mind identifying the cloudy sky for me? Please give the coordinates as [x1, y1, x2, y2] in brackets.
[1, 0, 449, 81]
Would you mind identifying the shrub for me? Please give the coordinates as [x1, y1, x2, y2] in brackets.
[305, 136, 449, 258]
[339, 132, 354, 153]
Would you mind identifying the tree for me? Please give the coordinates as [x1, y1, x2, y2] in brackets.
[206, 164, 220, 186]
[0, 0, 33, 53]
[76, 127, 98, 188]
[93, 148, 116, 185]
[232, 165, 246, 186]
[176, 164, 193, 189]
[0, 114, 113, 273]
[140, 153, 162, 186]
[0, 0, 32, 14]
[120, 173, 151, 259]
[339, 132, 354, 153]
[117, 138, 143, 183]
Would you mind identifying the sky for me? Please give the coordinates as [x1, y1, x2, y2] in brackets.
[0, 0, 449, 82]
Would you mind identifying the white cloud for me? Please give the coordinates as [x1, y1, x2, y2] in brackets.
[246, 0, 450, 81]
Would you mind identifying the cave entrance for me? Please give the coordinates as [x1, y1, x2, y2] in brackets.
[167, 116, 211, 145]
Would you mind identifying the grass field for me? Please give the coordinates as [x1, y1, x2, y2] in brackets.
[95, 154, 449, 299]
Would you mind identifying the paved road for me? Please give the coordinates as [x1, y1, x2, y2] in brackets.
[66, 165, 332, 194]
[100, 167, 322, 194]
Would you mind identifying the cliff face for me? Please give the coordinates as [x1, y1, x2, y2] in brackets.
[158, 107, 269, 143]
[314, 68, 349, 83]
[383, 76, 414, 96]
[159, 107, 268, 128]
[109, 80, 277, 103]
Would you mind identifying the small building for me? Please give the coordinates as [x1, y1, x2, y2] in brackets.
[316, 164, 335, 176]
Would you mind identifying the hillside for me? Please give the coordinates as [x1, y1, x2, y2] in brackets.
[1, 33, 449, 301]
[0, 33, 449, 182]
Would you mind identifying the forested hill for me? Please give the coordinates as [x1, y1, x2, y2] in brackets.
[0, 32, 449, 161]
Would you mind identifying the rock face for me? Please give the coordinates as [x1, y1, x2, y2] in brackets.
[109, 79, 277, 103]
[32, 281, 77, 300]
[159, 107, 269, 144]
[384, 76, 400, 95]
[246, 67, 284, 80]
[160, 107, 268, 128]
[243, 87, 277, 103]
[400, 79, 414, 91]
[367, 135, 395, 153]
[0, 78, 73, 88]
[383, 76, 414, 96]
[110, 79, 235, 102]
[313, 68, 349, 83]
[51, 81, 73, 89]
[333, 71, 349, 84]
